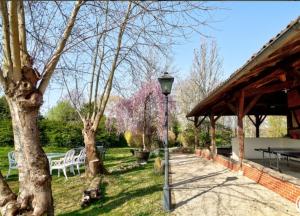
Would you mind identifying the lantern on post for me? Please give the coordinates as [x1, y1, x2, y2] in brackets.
[158, 72, 174, 212]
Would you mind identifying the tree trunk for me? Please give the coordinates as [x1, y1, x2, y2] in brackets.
[6, 95, 53, 216]
[83, 124, 106, 177]
[0, 171, 19, 216]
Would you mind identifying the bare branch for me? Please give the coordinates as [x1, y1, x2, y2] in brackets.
[18, 0, 30, 67]
[0, 0, 13, 79]
[62, 70, 85, 122]
[39, 0, 84, 94]
[92, 1, 132, 130]
[9, 0, 22, 81]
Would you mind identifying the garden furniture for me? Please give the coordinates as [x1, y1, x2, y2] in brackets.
[50, 149, 75, 179]
[74, 148, 86, 175]
[6, 151, 18, 179]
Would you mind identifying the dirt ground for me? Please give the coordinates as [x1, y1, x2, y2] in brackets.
[170, 154, 300, 216]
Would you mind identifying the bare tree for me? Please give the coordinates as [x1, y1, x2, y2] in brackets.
[61, 2, 216, 177]
[176, 39, 224, 147]
[0, 1, 84, 215]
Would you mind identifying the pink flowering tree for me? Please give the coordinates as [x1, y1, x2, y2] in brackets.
[107, 80, 173, 150]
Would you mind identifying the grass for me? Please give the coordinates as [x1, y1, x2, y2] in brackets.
[0, 147, 166, 216]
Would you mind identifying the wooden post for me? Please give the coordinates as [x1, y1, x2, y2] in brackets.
[194, 125, 199, 149]
[237, 91, 245, 168]
[194, 116, 206, 149]
[255, 115, 260, 138]
[248, 115, 266, 138]
[209, 115, 216, 158]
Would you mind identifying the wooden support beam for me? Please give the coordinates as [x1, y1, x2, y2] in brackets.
[194, 115, 206, 128]
[226, 102, 236, 114]
[248, 114, 267, 138]
[194, 116, 207, 148]
[237, 90, 245, 168]
[214, 115, 221, 122]
[255, 115, 260, 138]
[209, 115, 216, 158]
[248, 115, 255, 126]
[243, 95, 261, 117]
[259, 115, 267, 123]
[194, 126, 200, 149]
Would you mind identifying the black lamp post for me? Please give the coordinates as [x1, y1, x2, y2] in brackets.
[158, 72, 174, 212]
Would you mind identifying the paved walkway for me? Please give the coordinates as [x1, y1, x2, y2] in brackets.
[170, 154, 300, 216]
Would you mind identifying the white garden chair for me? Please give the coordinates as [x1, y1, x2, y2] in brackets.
[50, 149, 75, 179]
[6, 151, 18, 179]
[74, 148, 86, 175]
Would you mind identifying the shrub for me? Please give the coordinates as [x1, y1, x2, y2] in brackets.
[177, 131, 194, 148]
[124, 131, 143, 148]
[168, 130, 176, 147]
[0, 118, 128, 148]
[39, 120, 83, 148]
[0, 120, 13, 146]
[96, 117, 127, 148]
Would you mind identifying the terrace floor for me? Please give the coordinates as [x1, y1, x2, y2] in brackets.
[170, 154, 300, 216]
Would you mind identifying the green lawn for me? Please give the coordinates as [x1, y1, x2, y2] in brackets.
[0, 147, 166, 216]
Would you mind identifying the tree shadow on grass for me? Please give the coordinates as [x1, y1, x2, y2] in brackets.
[109, 163, 147, 175]
[105, 157, 137, 169]
[105, 155, 133, 162]
[58, 184, 162, 216]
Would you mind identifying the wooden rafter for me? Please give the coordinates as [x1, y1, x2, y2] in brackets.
[245, 80, 300, 97]
[239, 68, 286, 93]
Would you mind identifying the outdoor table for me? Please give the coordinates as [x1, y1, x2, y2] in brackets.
[254, 148, 300, 172]
[46, 153, 65, 167]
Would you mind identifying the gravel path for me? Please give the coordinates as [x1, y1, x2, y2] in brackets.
[170, 154, 300, 216]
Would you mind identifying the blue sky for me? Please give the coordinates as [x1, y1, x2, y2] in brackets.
[173, 1, 300, 80]
[41, 2, 300, 113]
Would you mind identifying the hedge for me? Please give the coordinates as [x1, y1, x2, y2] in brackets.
[0, 119, 127, 148]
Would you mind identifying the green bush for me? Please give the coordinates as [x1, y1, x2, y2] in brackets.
[0, 117, 127, 148]
[39, 120, 83, 148]
[124, 131, 143, 148]
[95, 117, 127, 148]
[0, 120, 13, 146]
[168, 130, 176, 147]
[0, 97, 10, 120]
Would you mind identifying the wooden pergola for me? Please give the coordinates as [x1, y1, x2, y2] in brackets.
[186, 17, 300, 168]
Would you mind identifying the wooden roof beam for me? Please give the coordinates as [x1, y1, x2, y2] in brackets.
[245, 80, 300, 97]
[244, 68, 286, 90]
